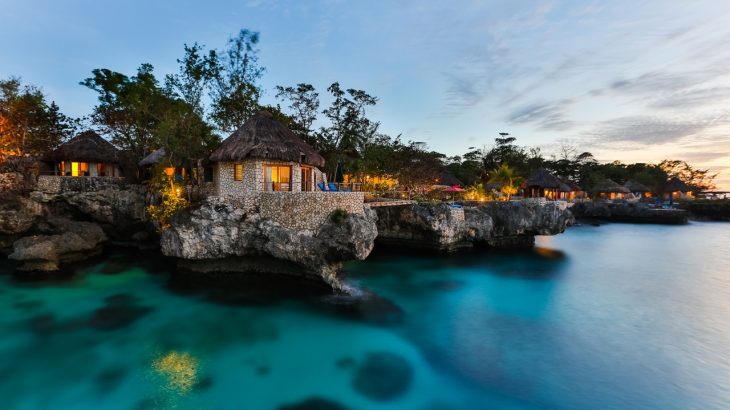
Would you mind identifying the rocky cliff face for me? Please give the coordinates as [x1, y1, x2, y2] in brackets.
[9, 217, 107, 271]
[31, 183, 148, 242]
[160, 198, 378, 291]
[1, 176, 150, 273]
[374, 200, 574, 250]
[570, 201, 688, 224]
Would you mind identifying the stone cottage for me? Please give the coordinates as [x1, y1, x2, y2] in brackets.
[208, 110, 365, 231]
[209, 110, 327, 196]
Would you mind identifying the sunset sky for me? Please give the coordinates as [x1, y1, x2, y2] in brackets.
[2, 0, 730, 188]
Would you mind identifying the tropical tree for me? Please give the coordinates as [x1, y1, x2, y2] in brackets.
[209, 29, 265, 133]
[319, 82, 379, 176]
[488, 163, 522, 201]
[275, 83, 319, 144]
[165, 42, 219, 116]
[82, 64, 217, 165]
[0, 77, 76, 159]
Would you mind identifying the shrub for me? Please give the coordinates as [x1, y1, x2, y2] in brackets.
[330, 208, 349, 224]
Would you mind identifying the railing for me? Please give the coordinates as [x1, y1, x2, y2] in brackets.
[266, 182, 290, 192]
[336, 183, 362, 192]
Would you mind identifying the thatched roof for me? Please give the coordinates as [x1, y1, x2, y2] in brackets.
[46, 131, 119, 163]
[624, 180, 651, 193]
[665, 177, 691, 192]
[209, 111, 325, 167]
[592, 179, 630, 194]
[438, 170, 462, 186]
[560, 178, 583, 192]
[526, 168, 562, 189]
[139, 148, 166, 167]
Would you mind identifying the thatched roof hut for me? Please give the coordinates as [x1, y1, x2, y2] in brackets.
[437, 169, 462, 186]
[46, 131, 119, 163]
[665, 177, 691, 193]
[561, 178, 583, 192]
[591, 179, 630, 194]
[558, 181, 573, 192]
[209, 111, 325, 168]
[139, 148, 166, 167]
[526, 168, 562, 188]
[624, 180, 651, 193]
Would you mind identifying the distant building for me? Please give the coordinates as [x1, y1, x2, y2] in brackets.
[624, 180, 652, 198]
[665, 177, 693, 200]
[591, 179, 631, 201]
[525, 168, 565, 200]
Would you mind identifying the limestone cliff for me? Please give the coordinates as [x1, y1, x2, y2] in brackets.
[570, 201, 688, 224]
[374, 199, 574, 250]
[160, 198, 379, 291]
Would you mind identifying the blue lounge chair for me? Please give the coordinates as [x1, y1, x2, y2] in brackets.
[327, 183, 339, 192]
[317, 182, 328, 191]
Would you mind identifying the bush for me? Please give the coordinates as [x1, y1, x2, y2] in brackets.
[330, 208, 349, 224]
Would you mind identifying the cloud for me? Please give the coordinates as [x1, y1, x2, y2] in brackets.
[585, 112, 727, 147]
[506, 99, 574, 131]
[650, 86, 730, 109]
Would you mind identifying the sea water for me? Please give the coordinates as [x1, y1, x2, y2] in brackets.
[1, 222, 729, 409]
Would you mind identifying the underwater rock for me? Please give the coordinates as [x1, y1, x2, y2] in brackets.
[278, 397, 350, 410]
[352, 351, 413, 401]
[88, 294, 153, 331]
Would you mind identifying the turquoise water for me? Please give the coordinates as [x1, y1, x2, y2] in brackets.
[1, 222, 730, 409]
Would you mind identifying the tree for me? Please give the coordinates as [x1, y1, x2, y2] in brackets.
[165, 42, 218, 116]
[275, 83, 319, 144]
[482, 134, 529, 176]
[82, 64, 217, 166]
[488, 163, 522, 200]
[319, 82, 379, 175]
[209, 29, 265, 133]
[0, 77, 76, 159]
[659, 160, 716, 192]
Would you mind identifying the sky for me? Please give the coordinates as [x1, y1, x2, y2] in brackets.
[2, 0, 730, 188]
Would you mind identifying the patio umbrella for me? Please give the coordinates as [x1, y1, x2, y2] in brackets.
[334, 162, 345, 183]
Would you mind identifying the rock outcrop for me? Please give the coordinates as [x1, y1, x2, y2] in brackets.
[0, 195, 43, 236]
[374, 199, 574, 250]
[9, 217, 107, 271]
[160, 198, 378, 291]
[570, 201, 688, 224]
[31, 180, 148, 241]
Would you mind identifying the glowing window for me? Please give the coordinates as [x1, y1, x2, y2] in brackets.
[233, 164, 243, 181]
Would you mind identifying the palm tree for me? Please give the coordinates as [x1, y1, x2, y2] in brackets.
[488, 163, 523, 201]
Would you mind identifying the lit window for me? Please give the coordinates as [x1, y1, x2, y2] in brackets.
[233, 164, 243, 181]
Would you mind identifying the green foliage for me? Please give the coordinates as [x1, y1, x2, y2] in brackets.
[487, 163, 523, 200]
[275, 83, 319, 142]
[146, 164, 190, 230]
[209, 29, 265, 132]
[0, 77, 77, 158]
[330, 208, 349, 225]
[81, 64, 218, 165]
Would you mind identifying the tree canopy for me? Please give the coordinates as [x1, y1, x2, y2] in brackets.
[0, 77, 77, 160]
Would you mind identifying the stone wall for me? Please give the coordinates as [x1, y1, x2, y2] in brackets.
[260, 192, 365, 231]
[0, 172, 24, 192]
[214, 159, 327, 197]
[36, 175, 127, 194]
